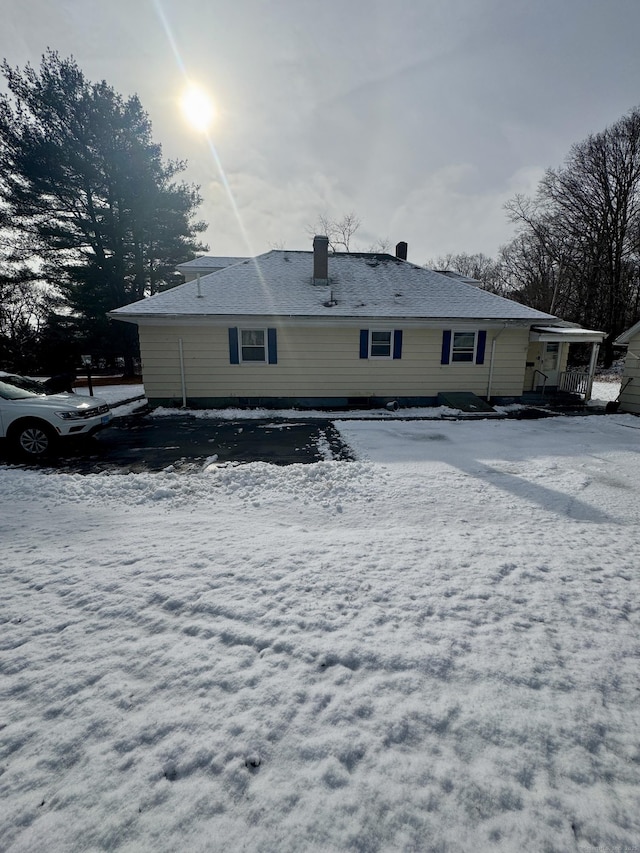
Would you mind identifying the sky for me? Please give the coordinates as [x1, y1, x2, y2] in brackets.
[3, 0, 640, 264]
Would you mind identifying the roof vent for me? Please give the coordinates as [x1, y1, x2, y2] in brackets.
[395, 241, 408, 261]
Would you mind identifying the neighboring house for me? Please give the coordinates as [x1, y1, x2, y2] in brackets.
[177, 256, 249, 282]
[614, 321, 640, 413]
[110, 237, 605, 410]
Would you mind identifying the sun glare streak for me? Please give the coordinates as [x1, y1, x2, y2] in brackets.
[152, 0, 185, 75]
[153, 0, 271, 297]
[203, 133, 263, 270]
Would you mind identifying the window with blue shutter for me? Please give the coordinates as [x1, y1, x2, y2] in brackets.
[231, 328, 278, 364]
[442, 330, 488, 364]
[360, 329, 403, 359]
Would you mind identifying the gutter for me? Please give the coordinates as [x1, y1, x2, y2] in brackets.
[107, 314, 545, 330]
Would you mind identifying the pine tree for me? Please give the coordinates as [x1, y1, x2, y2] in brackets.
[0, 50, 207, 372]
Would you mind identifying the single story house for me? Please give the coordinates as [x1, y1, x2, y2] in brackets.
[613, 322, 640, 413]
[110, 237, 605, 410]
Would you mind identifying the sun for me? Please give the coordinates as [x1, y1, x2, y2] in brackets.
[180, 84, 215, 132]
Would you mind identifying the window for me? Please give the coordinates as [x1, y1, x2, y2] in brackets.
[441, 330, 486, 365]
[229, 327, 278, 364]
[359, 329, 403, 359]
[451, 331, 476, 362]
[241, 329, 266, 362]
[544, 342, 559, 369]
[370, 330, 392, 358]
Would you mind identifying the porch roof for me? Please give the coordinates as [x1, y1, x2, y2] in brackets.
[529, 326, 605, 343]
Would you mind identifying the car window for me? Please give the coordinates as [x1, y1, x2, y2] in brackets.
[0, 378, 43, 400]
[3, 374, 47, 393]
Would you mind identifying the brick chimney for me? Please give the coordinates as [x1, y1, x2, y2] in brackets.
[395, 241, 408, 261]
[313, 235, 329, 284]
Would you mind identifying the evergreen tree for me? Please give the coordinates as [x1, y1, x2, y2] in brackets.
[0, 50, 206, 372]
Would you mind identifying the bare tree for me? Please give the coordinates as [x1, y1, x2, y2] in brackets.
[503, 107, 640, 363]
[425, 251, 506, 295]
[366, 237, 391, 254]
[307, 212, 361, 252]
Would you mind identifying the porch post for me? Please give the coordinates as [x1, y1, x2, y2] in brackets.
[585, 342, 600, 401]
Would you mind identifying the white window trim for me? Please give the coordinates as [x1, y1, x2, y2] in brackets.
[369, 330, 393, 359]
[239, 327, 267, 364]
[450, 330, 477, 363]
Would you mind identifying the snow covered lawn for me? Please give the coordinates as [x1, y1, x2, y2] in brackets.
[2, 414, 640, 852]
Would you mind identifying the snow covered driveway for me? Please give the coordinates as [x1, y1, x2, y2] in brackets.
[2, 414, 640, 852]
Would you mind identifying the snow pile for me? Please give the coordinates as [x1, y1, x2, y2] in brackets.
[2, 415, 640, 852]
[589, 380, 621, 404]
[151, 403, 509, 421]
[74, 384, 145, 405]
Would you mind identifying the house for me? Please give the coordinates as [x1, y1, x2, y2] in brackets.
[613, 321, 640, 413]
[110, 237, 605, 410]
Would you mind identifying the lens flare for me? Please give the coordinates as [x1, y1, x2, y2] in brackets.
[181, 85, 215, 132]
[153, 0, 264, 282]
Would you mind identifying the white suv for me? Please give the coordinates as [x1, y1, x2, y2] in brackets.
[0, 372, 112, 458]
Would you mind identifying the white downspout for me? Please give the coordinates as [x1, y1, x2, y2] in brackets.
[179, 338, 187, 407]
[486, 327, 506, 402]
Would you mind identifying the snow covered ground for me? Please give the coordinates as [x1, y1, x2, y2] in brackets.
[2, 413, 640, 852]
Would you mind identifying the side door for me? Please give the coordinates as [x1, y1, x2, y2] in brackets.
[542, 342, 562, 387]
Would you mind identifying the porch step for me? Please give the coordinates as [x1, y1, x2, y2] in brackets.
[437, 392, 496, 413]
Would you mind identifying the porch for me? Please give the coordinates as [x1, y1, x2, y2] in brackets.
[526, 326, 606, 402]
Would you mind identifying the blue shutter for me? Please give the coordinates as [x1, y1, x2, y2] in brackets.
[476, 330, 487, 365]
[393, 329, 403, 359]
[441, 330, 451, 364]
[229, 327, 239, 364]
[267, 328, 278, 364]
[359, 329, 369, 359]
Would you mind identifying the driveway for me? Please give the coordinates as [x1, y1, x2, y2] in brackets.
[0, 411, 353, 473]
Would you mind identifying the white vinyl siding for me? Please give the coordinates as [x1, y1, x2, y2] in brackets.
[137, 325, 530, 401]
[619, 331, 640, 413]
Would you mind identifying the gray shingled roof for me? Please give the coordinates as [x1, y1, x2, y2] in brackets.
[112, 250, 557, 322]
[615, 320, 640, 345]
[176, 256, 249, 271]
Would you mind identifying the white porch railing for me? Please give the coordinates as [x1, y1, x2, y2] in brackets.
[559, 370, 589, 395]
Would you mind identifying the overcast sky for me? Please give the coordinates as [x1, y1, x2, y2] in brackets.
[3, 0, 640, 264]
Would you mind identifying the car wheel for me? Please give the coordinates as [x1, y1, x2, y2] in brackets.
[11, 420, 56, 458]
